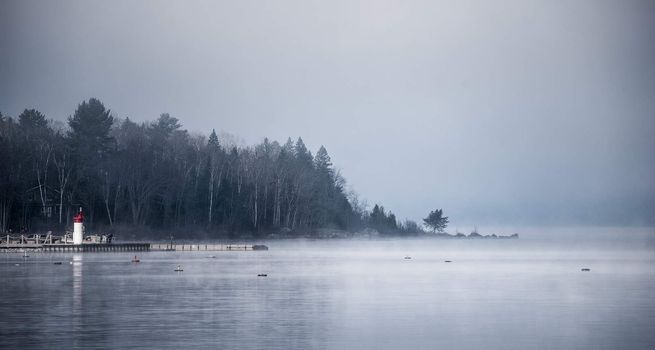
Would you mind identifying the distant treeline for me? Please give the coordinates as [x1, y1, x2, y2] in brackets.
[0, 98, 423, 238]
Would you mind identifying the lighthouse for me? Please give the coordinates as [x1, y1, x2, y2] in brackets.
[73, 208, 84, 244]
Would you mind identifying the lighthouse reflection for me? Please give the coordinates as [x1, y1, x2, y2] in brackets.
[72, 254, 83, 342]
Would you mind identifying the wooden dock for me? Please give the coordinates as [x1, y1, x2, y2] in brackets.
[1, 233, 268, 252]
[150, 243, 268, 251]
[1, 243, 150, 252]
[43, 243, 150, 252]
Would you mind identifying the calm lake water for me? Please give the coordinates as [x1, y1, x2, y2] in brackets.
[2, 228, 655, 349]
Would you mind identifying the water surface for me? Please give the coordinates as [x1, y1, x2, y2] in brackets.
[1, 228, 654, 349]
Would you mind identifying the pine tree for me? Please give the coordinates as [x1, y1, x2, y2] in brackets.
[207, 129, 222, 227]
[294, 137, 313, 165]
[68, 98, 114, 157]
[314, 145, 332, 171]
[423, 209, 449, 233]
[18, 109, 48, 130]
[208, 129, 219, 148]
[67, 98, 114, 227]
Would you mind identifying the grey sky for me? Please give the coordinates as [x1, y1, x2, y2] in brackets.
[1, 0, 654, 227]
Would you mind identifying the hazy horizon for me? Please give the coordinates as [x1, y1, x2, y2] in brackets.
[2, 0, 654, 227]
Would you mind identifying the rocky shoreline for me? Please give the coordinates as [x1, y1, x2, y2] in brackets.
[433, 232, 519, 239]
[267, 228, 519, 239]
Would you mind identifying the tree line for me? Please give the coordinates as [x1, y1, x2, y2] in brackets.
[0, 98, 434, 239]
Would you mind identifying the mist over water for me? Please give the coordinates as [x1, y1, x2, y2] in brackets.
[2, 228, 654, 350]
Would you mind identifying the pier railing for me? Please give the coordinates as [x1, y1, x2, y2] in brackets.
[150, 244, 267, 251]
[1, 234, 267, 252]
[1, 233, 68, 247]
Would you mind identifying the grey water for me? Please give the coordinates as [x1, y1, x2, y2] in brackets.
[1, 228, 655, 350]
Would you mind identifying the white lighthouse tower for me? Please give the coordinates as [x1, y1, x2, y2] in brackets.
[73, 208, 84, 244]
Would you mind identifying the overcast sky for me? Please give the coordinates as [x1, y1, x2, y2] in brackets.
[1, 0, 654, 227]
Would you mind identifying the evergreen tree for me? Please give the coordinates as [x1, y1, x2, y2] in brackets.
[67, 98, 115, 227]
[154, 113, 181, 134]
[314, 145, 332, 172]
[423, 209, 449, 233]
[68, 98, 114, 158]
[18, 109, 48, 130]
[18, 109, 54, 220]
[208, 129, 219, 148]
[207, 128, 223, 227]
[387, 213, 397, 230]
[294, 137, 313, 165]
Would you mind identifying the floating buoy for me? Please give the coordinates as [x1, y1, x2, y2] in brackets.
[53, 262, 62, 265]
[444, 260, 452, 263]
[257, 273, 267, 277]
[131, 255, 140, 263]
[174, 265, 183, 272]
[581, 268, 591, 272]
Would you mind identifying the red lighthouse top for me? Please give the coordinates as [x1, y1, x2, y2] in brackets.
[73, 208, 84, 223]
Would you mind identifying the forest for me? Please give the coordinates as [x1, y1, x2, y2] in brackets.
[0, 98, 425, 239]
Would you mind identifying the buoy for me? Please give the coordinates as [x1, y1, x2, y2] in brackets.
[444, 260, 452, 263]
[174, 265, 183, 272]
[581, 268, 591, 272]
[131, 255, 140, 263]
[257, 274, 267, 277]
[53, 262, 62, 265]
[404, 256, 412, 260]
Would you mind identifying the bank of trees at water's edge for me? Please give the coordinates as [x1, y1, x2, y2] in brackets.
[1, 98, 438, 238]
